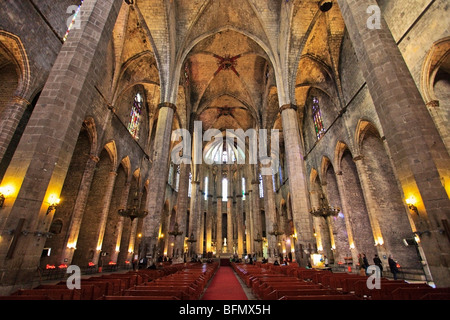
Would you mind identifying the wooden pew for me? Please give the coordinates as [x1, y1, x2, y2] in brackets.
[35, 284, 103, 300]
[260, 284, 323, 300]
[100, 295, 180, 300]
[391, 286, 450, 300]
[279, 294, 360, 300]
[0, 295, 53, 300]
[12, 288, 82, 300]
[123, 289, 184, 300]
[370, 283, 432, 300]
[265, 288, 341, 300]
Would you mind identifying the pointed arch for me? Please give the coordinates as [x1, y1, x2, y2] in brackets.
[104, 140, 118, 170]
[120, 156, 132, 181]
[355, 119, 383, 155]
[82, 117, 98, 155]
[0, 31, 31, 98]
[420, 36, 450, 104]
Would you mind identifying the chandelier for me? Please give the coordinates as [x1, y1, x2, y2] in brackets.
[118, 195, 148, 222]
[168, 223, 183, 239]
[268, 224, 284, 237]
[310, 194, 340, 218]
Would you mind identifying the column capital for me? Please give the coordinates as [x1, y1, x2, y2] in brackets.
[158, 102, 177, 112]
[88, 154, 100, 163]
[280, 103, 298, 113]
[426, 100, 440, 108]
[12, 96, 31, 105]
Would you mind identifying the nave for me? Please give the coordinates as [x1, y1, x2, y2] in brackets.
[0, 260, 449, 301]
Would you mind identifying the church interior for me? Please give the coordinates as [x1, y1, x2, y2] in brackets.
[0, 0, 449, 301]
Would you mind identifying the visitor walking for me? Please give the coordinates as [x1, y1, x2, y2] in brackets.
[388, 255, 400, 280]
[373, 254, 383, 277]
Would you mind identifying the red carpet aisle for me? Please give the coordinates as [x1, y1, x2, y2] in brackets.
[201, 266, 248, 300]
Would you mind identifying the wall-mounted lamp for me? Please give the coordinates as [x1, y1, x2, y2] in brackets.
[0, 193, 5, 208]
[46, 195, 61, 215]
[406, 196, 419, 214]
[0, 186, 13, 208]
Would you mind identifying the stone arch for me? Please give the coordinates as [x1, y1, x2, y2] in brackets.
[104, 140, 118, 170]
[82, 117, 98, 155]
[0, 31, 31, 101]
[333, 140, 349, 173]
[101, 161, 129, 263]
[71, 145, 116, 267]
[358, 120, 422, 274]
[355, 119, 383, 156]
[323, 157, 348, 265]
[337, 142, 376, 263]
[40, 123, 93, 267]
[421, 37, 450, 103]
[420, 37, 450, 153]
[120, 156, 132, 182]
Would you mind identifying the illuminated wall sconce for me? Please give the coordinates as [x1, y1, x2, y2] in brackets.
[349, 243, 355, 249]
[67, 243, 77, 249]
[374, 237, 384, 246]
[46, 195, 61, 215]
[0, 186, 13, 208]
[406, 196, 419, 214]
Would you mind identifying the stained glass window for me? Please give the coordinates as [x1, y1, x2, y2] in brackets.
[259, 174, 264, 198]
[128, 93, 143, 140]
[222, 178, 228, 199]
[64, 1, 84, 42]
[312, 97, 325, 140]
[204, 177, 208, 200]
[188, 172, 192, 198]
[175, 166, 180, 192]
[242, 177, 246, 200]
[168, 165, 174, 186]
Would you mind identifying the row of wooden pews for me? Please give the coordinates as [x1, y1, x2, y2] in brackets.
[232, 262, 450, 300]
[100, 262, 219, 300]
[0, 262, 218, 300]
[232, 262, 360, 300]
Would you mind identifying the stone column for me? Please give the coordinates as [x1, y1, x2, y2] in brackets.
[173, 163, 190, 263]
[61, 155, 99, 264]
[205, 169, 213, 255]
[226, 196, 233, 254]
[244, 167, 252, 255]
[337, 0, 450, 286]
[141, 103, 176, 262]
[263, 173, 277, 262]
[251, 176, 262, 258]
[236, 169, 245, 256]
[92, 170, 117, 265]
[280, 104, 314, 267]
[216, 167, 223, 255]
[0, 0, 123, 294]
